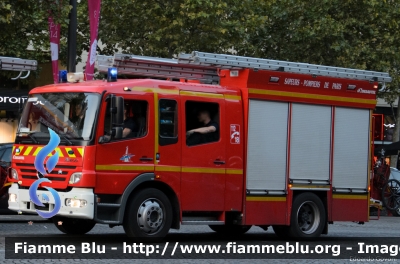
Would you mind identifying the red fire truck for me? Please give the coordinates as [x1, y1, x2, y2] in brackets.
[8, 52, 392, 239]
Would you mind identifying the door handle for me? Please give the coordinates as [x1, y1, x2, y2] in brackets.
[214, 160, 225, 165]
[140, 157, 153, 161]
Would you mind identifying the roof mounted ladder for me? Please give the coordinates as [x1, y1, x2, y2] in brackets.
[97, 51, 392, 83]
[97, 54, 220, 84]
[0, 56, 38, 80]
[178, 51, 392, 83]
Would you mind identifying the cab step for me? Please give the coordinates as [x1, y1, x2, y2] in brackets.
[182, 220, 224, 225]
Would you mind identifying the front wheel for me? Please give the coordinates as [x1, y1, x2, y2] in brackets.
[52, 217, 96, 235]
[123, 188, 172, 241]
[288, 192, 326, 239]
[209, 225, 251, 235]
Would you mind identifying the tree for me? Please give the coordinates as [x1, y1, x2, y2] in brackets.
[97, 0, 268, 58]
[0, 0, 80, 87]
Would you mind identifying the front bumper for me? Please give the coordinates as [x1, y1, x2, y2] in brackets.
[8, 183, 94, 219]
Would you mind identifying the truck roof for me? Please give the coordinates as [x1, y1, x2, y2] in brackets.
[29, 78, 240, 97]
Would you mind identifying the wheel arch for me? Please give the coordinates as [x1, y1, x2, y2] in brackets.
[118, 173, 180, 229]
[291, 190, 328, 235]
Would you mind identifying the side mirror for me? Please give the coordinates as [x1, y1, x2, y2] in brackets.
[111, 95, 124, 126]
[98, 135, 111, 144]
[109, 95, 124, 140]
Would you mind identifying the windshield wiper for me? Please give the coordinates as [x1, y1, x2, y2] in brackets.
[59, 133, 73, 146]
[27, 132, 39, 144]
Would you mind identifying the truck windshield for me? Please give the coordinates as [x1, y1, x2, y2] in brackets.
[16, 92, 101, 143]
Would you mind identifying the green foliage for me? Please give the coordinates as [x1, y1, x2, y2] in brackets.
[0, 0, 78, 85]
[238, 0, 400, 101]
[0, 0, 399, 99]
[98, 0, 400, 99]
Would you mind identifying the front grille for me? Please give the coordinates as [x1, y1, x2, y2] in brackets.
[16, 163, 76, 170]
[15, 163, 76, 182]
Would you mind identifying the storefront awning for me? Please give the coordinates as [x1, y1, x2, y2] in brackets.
[0, 89, 28, 112]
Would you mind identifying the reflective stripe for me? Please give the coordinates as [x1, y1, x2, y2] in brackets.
[96, 165, 154, 171]
[65, 148, 76, 158]
[182, 167, 225, 174]
[154, 93, 159, 162]
[224, 95, 241, 101]
[332, 194, 368, 200]
[32, 147, 43, 156]
[23, 146, 33, 156]
[97, 164, 243, 175]
[226, 169, 243, 174]
[155, 166, 181, 172]
[132, 87, 179, 95]
[55, 147, 64, 157]
[249, 88, 376, 105]
[14, 146, 83, 157]
[14, 146, 24, 155]
[291, 184, 330, 189]
[77, 147, 84, 157]
[246, 196, 287, 202]
[131, 86, 240, 100]
[180, 91, 224, 99]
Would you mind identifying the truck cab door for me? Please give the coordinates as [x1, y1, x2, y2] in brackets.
[180, 91, 226, 211]
[154, 92, 181, 200]
[95, 93, 155, 194]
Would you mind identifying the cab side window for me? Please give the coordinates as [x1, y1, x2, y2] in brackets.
[159, 99, 178, 146]
[103, 99, 148, 140]
[185, 101, 220, 146]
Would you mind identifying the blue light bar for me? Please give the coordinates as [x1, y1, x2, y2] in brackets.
[59, 70, 67, 83]
[107, 67, 118, 82]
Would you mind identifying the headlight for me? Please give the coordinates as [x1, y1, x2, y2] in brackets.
[65, 198, 87, 208]
[10, 168, 18, 180]
[9, 193, 17, 202]
[69, 172, 82, 184]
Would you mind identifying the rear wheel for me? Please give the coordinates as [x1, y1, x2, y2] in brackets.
[288, 192, 326, 239]
[123, 188, 172, 241]
[209, 225, 251, 235]
[52, 217, 96, 235]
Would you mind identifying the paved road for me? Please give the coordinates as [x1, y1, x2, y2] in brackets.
[0, 216, 399, 264]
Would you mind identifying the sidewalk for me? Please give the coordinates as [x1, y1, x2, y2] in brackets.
[0, 214, 51, 223]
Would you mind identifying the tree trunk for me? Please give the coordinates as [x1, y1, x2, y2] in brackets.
[390, 96, 400, 167]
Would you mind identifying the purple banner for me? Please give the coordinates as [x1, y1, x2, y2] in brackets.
[48, 17, 61, 83]
[85, 0, 102, 80]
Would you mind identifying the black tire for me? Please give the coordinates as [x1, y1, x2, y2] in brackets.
[381, 179, 400, 211]
[288, 192, 326, 239]
[52, 217, 96, 235]
[123, 188, 172, 241]
[272, 225, 290, 238]
[209, 225, 251, 235]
